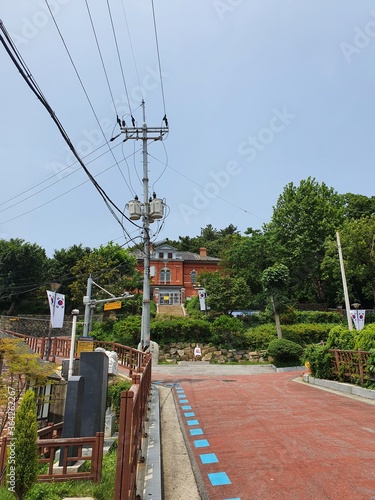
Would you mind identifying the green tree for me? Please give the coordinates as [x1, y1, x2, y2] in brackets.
[200, 271, 251, 315]
[69, 242, 141, 305]
[0, 239, 48, 314]
[342, 193, 375, 220]
[261, 264, 290, 338]
[265, 177, 345, 303]
[322, 215, 375, 307]
[8, 389, 38, 499]
[48, 244, 92, 312]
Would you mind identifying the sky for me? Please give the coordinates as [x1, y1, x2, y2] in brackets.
[1, 1, 375, 257]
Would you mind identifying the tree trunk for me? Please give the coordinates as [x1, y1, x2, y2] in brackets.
[271, 295, 282, 339]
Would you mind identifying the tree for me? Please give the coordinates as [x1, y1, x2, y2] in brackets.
[7, 389, 38, 499]
[48, 244, 92, 312]
[322, 215, 375, 307]
[0, 239, 48, 314]
[200, 271, 251, 315]
[69, 242, 141, 305]
[0, 337, 55, 436]
[261, 264, 290, 338]
[342, 193, 375, 220]
[265, 177, 345, 303]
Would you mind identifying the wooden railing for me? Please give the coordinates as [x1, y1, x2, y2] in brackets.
[115, 353, 152, 500]
[328, 348, 372, 385]
[0, 430, 104, 484]
[3, 331, 146, 378]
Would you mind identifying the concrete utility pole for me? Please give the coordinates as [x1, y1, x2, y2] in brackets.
[121, 100, 168, 348]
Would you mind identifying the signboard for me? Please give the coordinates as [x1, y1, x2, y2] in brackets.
[104, 301, 122, 311]
[76, 337, 94, 356]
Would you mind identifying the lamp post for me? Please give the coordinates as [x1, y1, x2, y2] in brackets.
[46, 282, 61, 361]
[68, 309, 79, 378]
[351, 301, 361, 330]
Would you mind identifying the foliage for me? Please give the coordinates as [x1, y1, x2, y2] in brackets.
[91, 315, 141, 347]
[199, 271, 251, 315]
[293, 310, 344, 324]
[280, 323, 335, 346]
[267, 338, 303, 367]
[107, 378, 132, 430]
[265, 177, 345, 304]
[150, 317, 211, 344]
[0, 338, 55, 435]
[244, 324, 278, 350]
[325, 325, 356, 350]
[210, 315, 245, 348]
[7, 389, 38, 499]
[342, 193, 375, 220]
[302, 344, 334, 379]
[353, 324, 375, 351]
[261, 263, 290, 338]
[0, 239, 48, 315]
[69, 242, 141, 304]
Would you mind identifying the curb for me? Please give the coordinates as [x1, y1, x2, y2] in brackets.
[302, 374, 375, 401]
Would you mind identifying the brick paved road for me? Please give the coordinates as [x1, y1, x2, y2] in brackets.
[153, 369, 375, 500]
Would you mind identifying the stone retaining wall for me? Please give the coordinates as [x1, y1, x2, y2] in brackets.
[159, 342, 268, 364]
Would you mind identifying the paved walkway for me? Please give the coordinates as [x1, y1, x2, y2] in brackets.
[152, 364, 375, 500]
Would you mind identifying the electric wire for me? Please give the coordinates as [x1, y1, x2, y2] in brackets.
[44, 0, 136, 200]
[151, 0, 167, 118]
[120, 0, 143, 100]
[106, 0, 133, 117]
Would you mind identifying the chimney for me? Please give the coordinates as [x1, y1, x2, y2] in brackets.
[199, 247, 207, 259]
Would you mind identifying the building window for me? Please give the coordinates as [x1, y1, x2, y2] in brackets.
[190, 270, 197, 284]
[160, 268, 171, 283]
[168, 252, 173, 259]
[158, 252, 164, 259]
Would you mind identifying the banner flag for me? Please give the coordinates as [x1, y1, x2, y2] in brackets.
[198, 289, 206, 311]
[350, 309, 366, 330]
[47, 290, 65, 328]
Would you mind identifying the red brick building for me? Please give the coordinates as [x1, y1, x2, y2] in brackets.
[135, 243, 220, 305]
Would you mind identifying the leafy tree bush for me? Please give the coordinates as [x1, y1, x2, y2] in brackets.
[244, 324, 278, 350]
[302, 344, 334, 379]
[267, 338, 303, 367]
[280, 323, 335, 346]
[294, 310, 344, 324]
[326, 325, 356, 350]
[150, 317, 212, 345]
[7, 389, 38, 499]
[354, 324, 375, 351]
[91, 316, 141, 347]
[210, 315, 245, 348]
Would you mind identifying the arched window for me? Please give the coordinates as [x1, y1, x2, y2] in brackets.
[190, 270, 197, 284]
[160, 268, 171, 283]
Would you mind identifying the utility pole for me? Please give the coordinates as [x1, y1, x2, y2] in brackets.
[122, 100, 168, 348]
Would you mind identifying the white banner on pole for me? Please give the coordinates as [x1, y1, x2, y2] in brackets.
[198, 289, 206, 311]
[47, 290, 65, 328]
[350, 309, 366, 330]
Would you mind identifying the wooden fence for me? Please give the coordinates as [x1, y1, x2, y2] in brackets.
[328, 348, 372, 385]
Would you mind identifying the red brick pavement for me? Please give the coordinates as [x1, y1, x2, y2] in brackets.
[153, 371, 375, 500]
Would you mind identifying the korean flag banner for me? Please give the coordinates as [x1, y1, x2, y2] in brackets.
[47, 290, 65, 328]
[350, 310, 366, 331]
[198, 289, 206, 311]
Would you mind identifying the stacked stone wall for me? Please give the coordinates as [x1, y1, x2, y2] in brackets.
[159, 342, 268, 364]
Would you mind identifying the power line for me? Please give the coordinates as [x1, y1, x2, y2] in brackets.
[151, 0, 167, 119]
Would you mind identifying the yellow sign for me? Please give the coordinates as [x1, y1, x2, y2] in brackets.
[104, 301, 122, 311]
[76, 338, 94, 356]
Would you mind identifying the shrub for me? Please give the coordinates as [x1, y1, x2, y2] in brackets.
[210, 315, 245, 348]
[8, 389, 38, 499]
[150, 317, 211, 345]
[281, 323, 334, 346]
[91, 316, 141, 347]
[267, 338, 303, 367]
[302, 344, 333, 379]
[244, 324, 277, 350]
[326, 325, 356, 350]
[354, 324, 375, 351]
[294, 310, 344, 324]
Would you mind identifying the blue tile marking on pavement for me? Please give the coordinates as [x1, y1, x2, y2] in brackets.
[181, 405, 192, 410]
[184, 412, 195, 417]
[177, 394, 187, 398]
[187, 419, 199, 426]
[224, 498, 241, 500]
[200, 453, 218, 464]
[194, 439, 210, 448]
[179, 399, 188, 403]
[208, 472, 231, 486]
[190, 428, 203, 436]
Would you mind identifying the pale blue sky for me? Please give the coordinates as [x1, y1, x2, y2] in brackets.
[1, 1, 374, 256]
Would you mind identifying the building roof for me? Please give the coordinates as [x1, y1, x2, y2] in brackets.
[133, 244, 220, 263]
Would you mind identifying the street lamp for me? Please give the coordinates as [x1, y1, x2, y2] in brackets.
[46, 282, 61, 361]
[68, 309, 79, 378]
